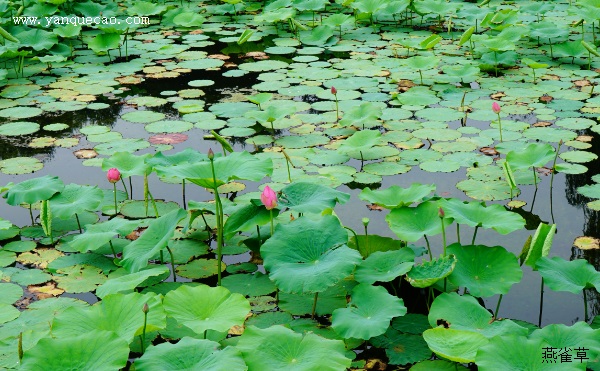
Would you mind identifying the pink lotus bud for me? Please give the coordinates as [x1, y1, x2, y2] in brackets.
[492, 101, 501, 114]
[107, 168, 120, 183]
[438, 207, 445, 218]
[260, 185, 277, 210]
[207, 148, 214, 160]
[331, 86, 337, 95]
[142, 303, 149, 313]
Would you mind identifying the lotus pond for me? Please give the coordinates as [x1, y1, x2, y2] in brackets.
[1, 0, 600, 369]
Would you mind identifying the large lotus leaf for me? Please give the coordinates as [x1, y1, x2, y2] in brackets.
[68, 217, 139, 252]
[163, 285, 250, 335]
[52, 292, 165, 344]
[4, 175, 64, 205]
[386, 201, 453, 242]
[529, 322, 600, 363]
[155, 151, 272, 188]
[17, 28, 58, 51]
[122, 208, 187, 273]
[236, 325, 352, 371]
[339, 102, 382, 127]
[439, 198, 524, 234]
[279, 182, 350, 213]
[475, 334, 580, 371]
[447, 243, 522, 297]
[348, 234, 418, 258]
[370, 327, 432, 365]
[331, 284, 406, 340]
[102, 151, 152, 177]
[245, 103, 297, 123]
[359, 183, 436, 209]
[261, 214, 362, 294]
[523, 223, 556, 270]
[96, 266, 170, 298]
[428, 293, 490, 330]
[135, 337, 246, 371]
[146, 148, 205, 168]
[49, 184, 103, 219]
[88, 33, 121, 54]
[395, 86, 440, 106]
[506, 143, 555, 170]
[423, 327, 488, 363]
[536, 257, 600, 294]
[354, 249, 415, 284]
[20, 330, 129, 371]
[338, 129, 382, 154]
[224, 202, 272, 239]
[278, 284, 348, 316]
[406, 255, 456, 288]
[221, 272, 276, 297]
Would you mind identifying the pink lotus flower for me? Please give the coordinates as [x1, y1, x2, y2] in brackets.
[260, 185, 277, 210]
[107, 168, 121, 183]
[331, 86, 337, 95]
[492, 101, 501, 114]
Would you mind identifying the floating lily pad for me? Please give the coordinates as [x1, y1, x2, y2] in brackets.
[0, 121, 40, 136]
[0, 157, 43, 174]
[0, 106, 43, 119]
[121, 110, 166, 123]
[176, 259, 226, 279]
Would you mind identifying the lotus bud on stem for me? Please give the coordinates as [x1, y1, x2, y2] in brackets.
[492, 101, 502, 143]
[140, 303, 149, 354]
[439, 207, 448, 291]
[208, 148, 224, 286]
[331, 86, 339, 121]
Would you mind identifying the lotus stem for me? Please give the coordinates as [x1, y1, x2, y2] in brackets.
[496, 112, 503, 142]
[471, 225, 479, 245]
[120, 177, 128, 199]
[269, 209, 274, 236]
[550, 140, 562, 224]
[344, 226, 360, 254]
[311, 292, 319, 319]
[144, 174, 149, 217]
[182, 179, 186, 210]
[113, 183, 118, 215]
[129, 177, 133, 199]
[75, 213, 82, 234]
[440, 213, 447, 291]
[584, 289, 588, 322]
[141, 303, 148, 354]
[419, 69, 423, 85]
[28, 204, 34, 226]
[539, 277, 544, 327]
[256, 225, 261, 248]
[282, 149, 293, 183]
[334, 95, 339, 121]
[109, 240, 117, 259]
[166, 246, 176, 282]
[209, 156, 224, 286]
[147, 189, 159, 218]
[456, 224, 461, 244]
[494, 294, 503, 319]
[423, 234, 433, 260]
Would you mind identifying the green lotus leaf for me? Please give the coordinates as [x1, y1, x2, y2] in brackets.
[447, 244, 522, 297]
[456, 179, 514, 201]
[278, 284, 348, 316]
[68, 217, 139, 252]
[530, 321, 600, 360]
[395, 86, 440, 106]
[94, 138, 150, 155]
[163, 285, 250, 335]
[16, 28, 58, 51]
[354, 249, 415, 284]
[122, 208, 187, 273]
[128, 1, 166, 15]
[279, 182, 350, 213]
[96, 266, 170, 298]
[4, 175, 64, 206]
[523, 223, 556, 270]
[120, 200, 181, 219]
[47, 253, 116, 274]
[10, 268, 51, 286]
[406, 255, 457, 288]
[121, 110, 166, 124]
[155, 151, 272, 189]
[370, 327, 432, 365]
[391, 313, 430, 335]
[386, 201, 453, 242]
[54, 265, 107, 293]
[135, 337, 245, 371]
[475, 334, 577, 371]
[49, 184, 103, 219]
[236, 325, 352, 371]
[506, 143, 555, 170]
[411, 360, 469, 370]
[302, 25, 335, 46]
[339, 102, 382, 128]
[559, 150, 598, 164]
[0, 302, 19, 324]
[359, 183, 436, 209]
[439, 198, 525, 234]
[222, 272, 276, 297]
[246, 311, 293, 329]
[20, 330, 129, 371]
[175, 259, 225, 280]
[0, 157, 43, 174]
[536, 256, 600, 294]
[424, 327, 488, 363]
[173, 12, 206, 27]
[52, 292, 165, 343]
[88, 33, 121, 54]
[224, 202, 272, 239]
[332, 283, 406, 340]
[261, 214, 362, 294]
[0, 106, 43, 119]
[0, 283, 22, 304]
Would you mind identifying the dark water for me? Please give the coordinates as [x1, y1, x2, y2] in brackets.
[0, 37, 599, 327]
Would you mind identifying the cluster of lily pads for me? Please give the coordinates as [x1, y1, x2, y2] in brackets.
[0, 146, 599, 369]
[1, 0, 600, 369]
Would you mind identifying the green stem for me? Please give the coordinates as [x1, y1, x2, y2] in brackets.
[113, 183, 118, 215]
[550, 141, 562, 224]
[494, 294, 503, 319]
[269, 209, 274, 236]
[441, 216, 447, 291]
[311, 292, 319, 320]
[471, 225, 479, 245]
[210, 158, 224, 286]
[75, 213, 82, 234]
[129, 177, 133, 199]
[456, 224, 460, 244]
[419, 69, 423, 85]
[256, 225, 262, 248]
[584, 289, 588, 322]
[334, 96, 339, 121]
[166, 246, 176, 283]
[109, 240, 117, 259]
[423, 234, 433, 260]
[182, 179, 186, 210]
[119, 177, 128, 199]
[497, 112, 503, 142]
[18, 333, 23, 362]
[147, 189, 159, 218]
[344, 226, 360, 255]
[538, 277, 544, 327]
[532, 166, 537, 189]
[141, 310, 148, 354]
[29, 205, 34, 226]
